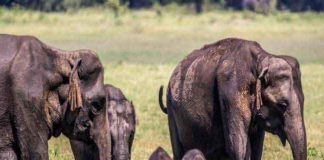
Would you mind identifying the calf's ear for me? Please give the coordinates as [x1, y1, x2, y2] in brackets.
[131, 101, 139, 126]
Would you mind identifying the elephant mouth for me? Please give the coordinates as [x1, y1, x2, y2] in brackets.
[265, 127, 287, 146]
[255, 117, 287, 146]
[72, 122, 91, 139]
[76, 124, 88, 132]
[275, 128, 287, 146]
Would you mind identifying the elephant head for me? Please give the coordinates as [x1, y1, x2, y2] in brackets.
[181, 149, 206, 160]
[107, 98, 136, 160]
[43, 45, 111, 160]
[69, 84, 136, 160]
[149, 147, 172, 160]
[0, 34, 111, 159]
[255, 55, 306, 160]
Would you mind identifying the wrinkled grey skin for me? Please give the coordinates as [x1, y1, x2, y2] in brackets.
[182, 149, 206, 160]
[106, 84, 136, 160]
[70, 84, 136, 160]
[159, 38, 306, 160]
[149, 147, 172, 160]
[0, 34, 110, 160]
[149, 147, 206, 160]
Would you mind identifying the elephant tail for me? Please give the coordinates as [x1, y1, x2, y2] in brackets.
[159, 85, 167, 114]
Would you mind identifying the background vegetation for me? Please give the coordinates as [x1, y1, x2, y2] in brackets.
[0, 6, 324, 160]
[0, 0, 323, 13]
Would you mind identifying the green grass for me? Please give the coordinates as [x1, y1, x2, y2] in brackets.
[1, 7, 324, 159]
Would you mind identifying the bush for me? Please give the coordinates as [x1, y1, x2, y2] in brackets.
[307, 147, 324, 158]
[106, 0, 128, 17]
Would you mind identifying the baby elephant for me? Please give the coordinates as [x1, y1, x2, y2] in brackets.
[181, 149, 205, 160]
[148, 147, 172, 160]
[106, 84, 137, 160]
[70, 84, 137, 160]
[149, 147, 205, 160]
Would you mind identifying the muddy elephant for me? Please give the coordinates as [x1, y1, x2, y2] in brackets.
[0, 34, 110, 160]
[149, 147, 206, 160]
[159, 38, 306, 160]
[70, 84, 136, 160]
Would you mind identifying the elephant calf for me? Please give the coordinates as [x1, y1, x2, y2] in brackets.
[149, 147, 206, 160]
[148, 147, 172, 160]
[70, 84, 137, 160]
[182, 149, 206, 160]
[159, 38, 306, 160]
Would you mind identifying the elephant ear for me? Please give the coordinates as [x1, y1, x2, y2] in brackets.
[255, 67, 268, 110]
[68, 58, 83, 111]
[45, 90, 63, 137]
[131, 101, 139, 126]
[254, 56, 269, 114]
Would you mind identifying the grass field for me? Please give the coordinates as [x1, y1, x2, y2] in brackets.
[1, 6, 324, 159]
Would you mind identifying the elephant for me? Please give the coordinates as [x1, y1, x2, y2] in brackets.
[182, 149, 206, 160]
[0, 34, 110, 160]
[159, 38, 306, 160]
[70, 84, 136, 160]
[149, 147, 206, 160]
[149, 147, 172, 160]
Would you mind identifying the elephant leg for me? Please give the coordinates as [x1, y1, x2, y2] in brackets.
[10, 75, 49, 159]
[0, 147, 18, 160]
[219, 108, 250, 160]
[249, 126, 265, 160]
[11, 94, 49, 159]
[217, 81, 252, 159]
[168, 109, 184, 160]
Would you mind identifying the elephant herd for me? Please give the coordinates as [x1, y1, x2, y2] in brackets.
[0, 34, 306, 160]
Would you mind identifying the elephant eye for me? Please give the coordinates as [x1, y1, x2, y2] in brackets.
[81, 71, 101, 89]
[129, 131, 135, 140]
[91, 100, 104, 115]
[277, 100, 288, 111]
[80, 75, 90, 81]
[276, 74, 290, 81]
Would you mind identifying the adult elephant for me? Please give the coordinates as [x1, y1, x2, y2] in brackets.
[0, 34, 110, 160]
[159, 38, 306, 160]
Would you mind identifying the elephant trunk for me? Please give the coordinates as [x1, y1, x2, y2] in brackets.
[92, 138, 111, 160]
[283, 103, 307, 160]
[114, 142, 130, 160]
[90, 107, 112, 160]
